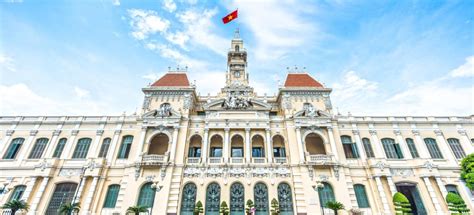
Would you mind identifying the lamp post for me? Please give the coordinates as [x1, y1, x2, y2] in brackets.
[313, 181, 325, 215]
[149, 181, 163, 215]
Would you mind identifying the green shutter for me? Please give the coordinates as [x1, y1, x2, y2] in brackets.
[424, 138, 443, 159]
[53, 138, 67, 158]
[72, 138, 92, 159]
[3, 138, 24, 159]
[354, 184, 370, 208]
[318, 183, 335, 208]
[117, 136, 133, 159]
[103, 185, 120, 208]
[8, 185, 26, 201]
[138, 183, 155, 207]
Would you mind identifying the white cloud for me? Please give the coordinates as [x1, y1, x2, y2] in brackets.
[449, 55, 474, 77]
[74, 86, 90, 98]
[0, 54, 15, 72]
[128, 9, 170, 40]
[163, 0, 177, 13]
[165, 31, 190, 49]
[332, 71, 378, 102]
[112, 0, 120, 6]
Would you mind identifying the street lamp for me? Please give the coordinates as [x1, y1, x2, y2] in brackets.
[149, 181, 163, 215]
[312, 181, 325, 215]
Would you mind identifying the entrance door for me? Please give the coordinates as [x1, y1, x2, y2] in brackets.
[230, 182, 245, 215]
[396, 183, 427, 215]
[254, 183, 269, 215]
[206, 183, 221, 215]
[180, 183, 197, 215]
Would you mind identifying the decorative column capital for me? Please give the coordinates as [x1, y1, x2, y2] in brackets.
[30, 130, 38, 136]
[369, 130, 377, 135]
[224, 127, 230, 132]
[53, 130, 62, 136]
[245, 127, 251, 132]
[393, 130, 402, 136]
[71, 129, 79, 136]
[96, 130, 104, 136]
[6, 130, 15, 136]
[265, 127, 271, 132]
[295, 125, 301, 130]
[114, 129, 122, 135]
[434, 129, 443, 136]
[204, 127, 209, 132]
[352, 130, 360, 135]
[327, 126, 333, 131]
[457, 129, 467, 136]
[411, 129, 420, 135]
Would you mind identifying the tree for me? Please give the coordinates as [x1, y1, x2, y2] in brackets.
[245, 199, 255, 215]
[446, 192, 470, 214]
[460, 153, 474, 190]
[392, 192, 411, 215]
[270, 198, 280, 215]
[126, 205, 148, 215]
[325, 201, 345, 215]
[220, 201, 230, 215]
[58, 202, 80, 215]
[194, 201, 203, 215]
[1, 200, 29, 215]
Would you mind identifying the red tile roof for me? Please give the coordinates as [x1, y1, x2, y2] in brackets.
[284, 73, 324, 87]
[151, 73, 190, 87]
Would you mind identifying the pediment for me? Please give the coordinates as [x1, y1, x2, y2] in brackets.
[142, 108, 181, 119]
[203, 98, 271, 111]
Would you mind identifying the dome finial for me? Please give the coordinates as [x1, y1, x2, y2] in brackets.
[234, 28, 240, 39]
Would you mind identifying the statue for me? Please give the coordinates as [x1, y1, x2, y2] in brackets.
[223, 93, 252, 109]
[153, 103, 172, 117]
[303, 103, 320, 117]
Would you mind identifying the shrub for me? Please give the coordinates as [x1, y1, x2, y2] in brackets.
[194, 201, 203, 215]
[446, 192, 470, 214]
[325, 201, 345, 215]
[392, 192, 411, 215]
[461, 153, 474, 190]
[270, 198, 280, 215]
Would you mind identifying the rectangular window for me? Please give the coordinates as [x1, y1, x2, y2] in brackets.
[231, 147, 243, 157]
[117, 136, 133, 159]
[394, 144, 404, 159]
[252, 147, 264, 157]
[273, 147, 286, 157]
[188, 147, 201, 157]
[406, 138, 420, 158]
[210, 147, 222, 157]
[341, 136, 359, 159]
[53, 138, 67, 158]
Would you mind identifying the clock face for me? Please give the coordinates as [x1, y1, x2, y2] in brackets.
[234, 71, 241, 78]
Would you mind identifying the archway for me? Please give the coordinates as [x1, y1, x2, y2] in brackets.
[180, 183, 197, 215]
[272, 135, 286, 158]
[148, 134, 169, 155]
[205, 182, 221, 215]
[230, 182, 245, 215]
[254, 182, 269, 215]
[395, 182, 426, 215]
[252, 135, 265, 158]
[209, 135, 223, 158]
[231, 135, 244, 158]
[305, 133, 326, 155]
[278, 183, 294, 215]
[188, 135, 202, 158]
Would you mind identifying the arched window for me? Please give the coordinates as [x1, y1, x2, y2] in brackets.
[3, 138, 25, 159]
[230, 182, 245, 215]
[72, 138, 92, 159]
[231, 135, 244, 158]
[341, 136, 359, 158]
[424, 138, 443, 159]
[28, 138, 49, 159]
[362, 138, 375, 158]
[252, 135, 265, 158]
[405, 138, 419, 158]
[103, 184, 120, 208]
[46, 183, 78, 214]
[137, 182, 155, 208]
[188, 135, 202, 158]
[235, 45, 240, 52]
[381, 138, 403, 159]
[445, 184, 460, 195]
[8, 185, 26, 201]
[318, 182, 335, 208]
[117, 135, 133, 159]
[205, 183, 221, 215]
[52, 138, 67, 158]
[98, 138, 111, 158]
[277, 183, 294, 215]
[447, 138, 466, 159]
[272, 135, 286, 158]
[180, 183, 197, 215]
[354, 184, 370, 208]
[254, 183, 269, 215]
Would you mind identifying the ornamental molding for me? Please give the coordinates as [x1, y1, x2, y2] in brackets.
[71, 130, 79, 136]
[411, 130, 420, 135]
[183, 167, 202, 178]
[434, 129, 443, 136]
[390, 168, 414, 178]
[114, 130, 122, 135]
[393, 130, 402, 136]
[252, 167, 269, 178]
[96, 130, 104, 136]
[206, 167, 224, 178]
[58, 168, 83, 178]
[457, 129, 467, 136]
[52, 130, 62, 136]
[30, 130, 38, 136]
[6, 130, 15, 136]
[318, 174, 329, 182]
[228, 167, 246, 178]
[423, 161, 437, 171]
[375, 161, 387, 172]
[369, 130, 377, 135]
[183, 93, 192, 110]
[183, 166, 291, 179]
[35, 159, 52, 171]
[352, 130, 360, 135]
[282, 94, 292, 110]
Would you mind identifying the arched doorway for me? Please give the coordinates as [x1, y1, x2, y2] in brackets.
[396, 182, 426, 215]
[205, 182, 221, 215]
[45, 183, 78, 215]
[278, 183, 294, 215]
[180, 183, 197, 215]
[254, 182, 269, 215]
[148, 134, 169, 155]
[305, 133, 326, 155]
[230, 182, 245, 215]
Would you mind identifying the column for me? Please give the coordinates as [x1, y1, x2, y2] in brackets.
[422, 176, 443, 214]
[327, 127, 339, 160]
[83, 176, 99, 214]
[106, 130, 122, 161]
[245, 128, 251, 163]
[295, 126, 305, 163]
[374, 176, 391, 215]
[44, 130, 61, 158]
[21, 176, 37, 202]
[412, 130, 430, 158]
[223, 128, 230, 163]
[87, 130, 104, 158]
[169, 126, 179, 162]
[352, 130, 366, 160]
[394, 130, 412, 159]
[434, 176, 448, 201]
[73, 176, 87, 204]
[369, 130, 384, 158]
[29, 177, 49, 215]
[458, 129, 474, 154]
[265, 128, 273, 163]
[202, 128, 209, 162]
[61, 130, 78, 159]
[135, 127, 147, 162]
[18, 130, 38, 162]
[386, 176, 397, 196]
[434, 130, 456, 163]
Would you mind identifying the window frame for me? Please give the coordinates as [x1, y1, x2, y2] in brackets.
[52, 138, 67, 158]
[103, 184, 120, 208]
[72, 138, 92, 159]
[117, 135, 133, 159]
[354, 184, 370, 208]
[424, 138, 443, 159]
[3, 138, 25, 159]
[405, 138, 420, 158]
[28, 138, 49, 159]
[361, 138, 375, 158]
[447, 138, 466, 159]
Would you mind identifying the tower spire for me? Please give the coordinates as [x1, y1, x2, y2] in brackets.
[234, 28, 240, 39]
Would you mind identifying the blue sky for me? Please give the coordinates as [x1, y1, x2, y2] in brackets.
[0, 0, 473, 116]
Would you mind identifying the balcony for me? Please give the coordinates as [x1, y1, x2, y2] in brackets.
[209, 157, 223, 164]
[186, 157, 201, 164]
[306, 154, 336, 165]
[230, 157, 244, 164]
[252, 157, 266, 164]
[140, 154, 168, 166]
[274, 157, 288, 164]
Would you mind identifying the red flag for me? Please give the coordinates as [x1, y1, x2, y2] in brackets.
[222, 9, 238, 24]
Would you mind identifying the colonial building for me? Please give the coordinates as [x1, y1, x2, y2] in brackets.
[0, 31, 473, 215]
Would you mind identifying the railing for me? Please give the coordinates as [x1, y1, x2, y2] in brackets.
[274, 157, 287, 163]
[187, 157, 201, 164]
[209, 157, 223, 164]
[252, 157, 266, 164]
[141, 154, 167, 165]
[231, 157, 244, 164]
[1, 209, 12, 215]
[307, 154, 335, 165]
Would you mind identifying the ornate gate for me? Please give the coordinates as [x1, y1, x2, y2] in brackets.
[230, 182, 245, 215]
[180, 183, 197, 215]
[205, 182, 221, 215]
[254, 182, 269, 215]
[277, 183, 294, 215]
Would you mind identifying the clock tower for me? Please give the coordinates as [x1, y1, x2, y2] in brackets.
[226, 29, 249, 87]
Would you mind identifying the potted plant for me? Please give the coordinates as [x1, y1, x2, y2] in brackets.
[1, 200, 29, 215]
[270, 198, 280, 215]
[126, 205, 148, 215]
[446, 192, 470, 214]
[392, 192, 411, 215]
[58, 202, 80, 215]
[194, 201, 203, 215]
[325, 201, 345, 215]
[245, 199, 255, 215]
[220, 201, 230, 215]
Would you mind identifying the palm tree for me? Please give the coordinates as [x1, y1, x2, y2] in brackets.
[127, 205, 148, 215]
[58, 202, 80, 215]
[1, 200, 29, 214]
[325, 201, 345, 215]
